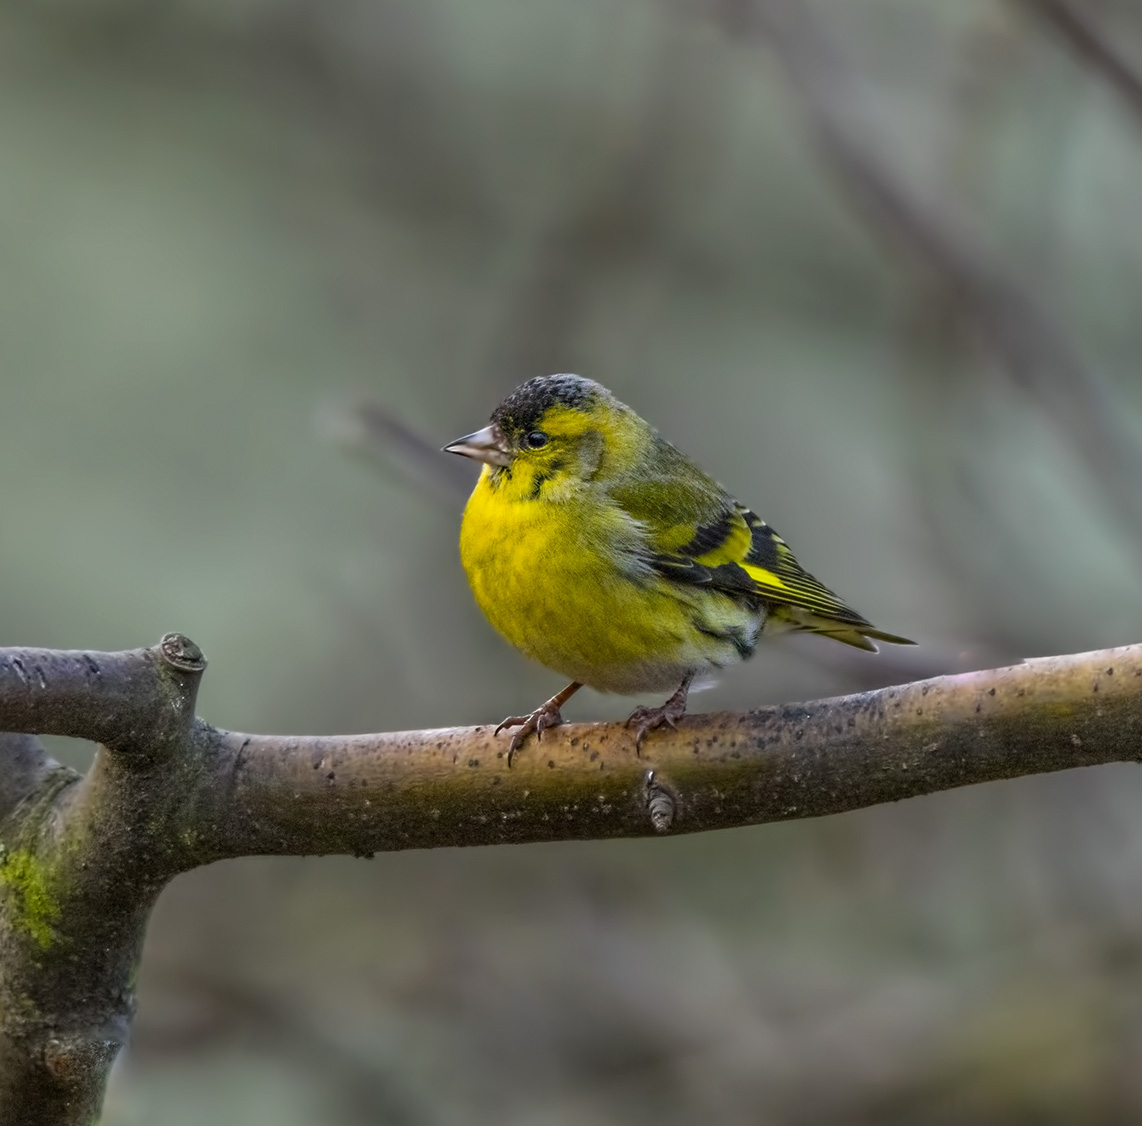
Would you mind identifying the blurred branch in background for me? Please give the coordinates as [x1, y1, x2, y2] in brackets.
[689, 0, 1142, 566]
[321, 398, 471, 504]
[1009, 0, 1142, 130]
[890, 12, 1038, 659]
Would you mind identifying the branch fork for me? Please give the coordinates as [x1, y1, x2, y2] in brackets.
[2, 634, 1141, 1123]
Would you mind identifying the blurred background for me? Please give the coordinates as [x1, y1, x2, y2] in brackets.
[4, 0, 1142, 1121]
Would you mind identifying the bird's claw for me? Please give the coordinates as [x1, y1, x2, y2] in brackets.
[495, 704, 565, 766]
[625, 701, 684, 755]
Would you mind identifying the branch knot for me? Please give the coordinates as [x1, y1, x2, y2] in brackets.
[160, 633, 206, 674]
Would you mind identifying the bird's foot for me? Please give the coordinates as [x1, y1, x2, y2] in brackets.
[625, 675, 693, 755]
[495, 702, 565, 766]
[625, 701, 684, 754]
[494, 682, 582, 766]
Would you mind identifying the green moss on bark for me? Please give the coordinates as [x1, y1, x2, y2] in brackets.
[0, 847, 60, 949]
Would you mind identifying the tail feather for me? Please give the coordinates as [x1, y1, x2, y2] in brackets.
[852, 624, 916, 648]
[817, 629, 881, 653]
[772, 607, 916, 652]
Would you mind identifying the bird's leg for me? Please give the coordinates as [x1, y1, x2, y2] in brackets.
[625, 673, 694, 754]
[495, 681, 583, 766]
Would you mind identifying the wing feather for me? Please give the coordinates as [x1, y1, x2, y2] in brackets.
[608, 435, 912, 648]
[648, 503, 912, 646]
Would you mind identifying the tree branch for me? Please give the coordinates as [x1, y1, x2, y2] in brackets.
[689, 0, 1142, 561]
[1010, 0, 1142, 131]
[2, 635, 1141, 1122]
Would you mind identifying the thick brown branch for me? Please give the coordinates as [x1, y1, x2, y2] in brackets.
[0, 634, 204, 755]
[183, 645, 1142, 859]
[0, 636, 205, 1126]
[1, 635, 1141, 1124]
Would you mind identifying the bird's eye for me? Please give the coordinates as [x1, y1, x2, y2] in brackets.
[524, 431, 548, 449]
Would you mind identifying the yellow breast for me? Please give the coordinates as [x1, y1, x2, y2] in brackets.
[459, 470, 757, 695]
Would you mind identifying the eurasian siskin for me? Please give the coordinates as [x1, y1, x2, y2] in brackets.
[445, 374, 912, 762]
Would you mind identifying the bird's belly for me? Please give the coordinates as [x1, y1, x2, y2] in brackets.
[460, 494, 760, 695]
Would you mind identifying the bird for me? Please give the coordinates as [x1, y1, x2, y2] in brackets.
[444, 374, 913, 764]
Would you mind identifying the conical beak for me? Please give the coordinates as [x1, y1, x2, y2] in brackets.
[442, 424, 511, 467]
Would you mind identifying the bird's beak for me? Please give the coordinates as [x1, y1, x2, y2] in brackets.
[442, 424, 512, 467]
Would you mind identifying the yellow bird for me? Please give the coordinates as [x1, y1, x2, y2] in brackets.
[445, 375, 913, 762]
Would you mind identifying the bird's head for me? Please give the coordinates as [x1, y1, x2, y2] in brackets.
[444, 374, 644, 498]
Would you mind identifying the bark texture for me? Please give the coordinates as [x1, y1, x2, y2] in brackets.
[1, 635, 1141, 1123]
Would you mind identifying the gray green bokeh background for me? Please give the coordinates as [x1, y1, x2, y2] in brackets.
[4, 1, 1142, 1122]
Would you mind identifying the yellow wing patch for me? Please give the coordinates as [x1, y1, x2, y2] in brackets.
[690, 509, 753, 569]
[740, 563, 789, 591]
[650, 503, 912, 647]
[738, 513, 869, 624]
